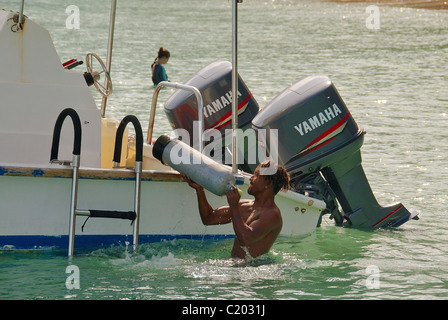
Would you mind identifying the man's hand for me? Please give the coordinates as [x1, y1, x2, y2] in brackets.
[226, 186, 241, 207]
[181, 173, 203, 191]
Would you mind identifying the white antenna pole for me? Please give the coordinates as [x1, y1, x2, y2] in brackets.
[231, 0, 242, 174]
[101, 0, 117, 118]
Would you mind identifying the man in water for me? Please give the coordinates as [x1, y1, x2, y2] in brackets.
[183, 160, 290, 259]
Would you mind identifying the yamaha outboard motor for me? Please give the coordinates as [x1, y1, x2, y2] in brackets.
[163, 61, 417, 229]
[252, 75, 418, 228]
[164, 60, 259, 171]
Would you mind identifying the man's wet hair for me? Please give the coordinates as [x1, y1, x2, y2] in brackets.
[259, 160, 290, 195]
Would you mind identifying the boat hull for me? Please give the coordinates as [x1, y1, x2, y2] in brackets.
[0, 165, 325, 251]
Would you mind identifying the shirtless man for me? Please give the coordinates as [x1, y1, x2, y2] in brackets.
[183, 160, 290, 259]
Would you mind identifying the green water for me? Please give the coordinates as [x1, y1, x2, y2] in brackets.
[1, 0, 448, 300]
[2, 226, 443, 300]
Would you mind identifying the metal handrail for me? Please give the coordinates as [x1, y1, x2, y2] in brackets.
[60, 113, 144, 257]
[50, 108, 82, 162]
[147, 81, 204, 153]
[113, 115, 144, 165]
[112, 115, 143, 252]
[49, 108, 82, 258]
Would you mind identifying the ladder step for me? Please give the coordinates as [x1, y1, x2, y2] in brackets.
[79, 210, 137, 232]
[88, 209, 136, 221]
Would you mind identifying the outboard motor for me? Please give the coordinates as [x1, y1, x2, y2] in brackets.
[163, 62, 417, 229]
[164, 61, 260, 171]
[252, 75, 418, 228]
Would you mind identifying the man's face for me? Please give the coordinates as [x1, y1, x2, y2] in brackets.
[248, 167, 266, 196]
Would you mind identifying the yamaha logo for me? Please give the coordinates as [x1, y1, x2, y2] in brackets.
[294, 103, 343, 136]
[203, 90, 242, 119]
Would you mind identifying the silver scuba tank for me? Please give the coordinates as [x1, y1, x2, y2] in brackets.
[153, 134, 243, 196]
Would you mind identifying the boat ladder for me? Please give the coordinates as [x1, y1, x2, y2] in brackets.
[50, 108, 143, 257]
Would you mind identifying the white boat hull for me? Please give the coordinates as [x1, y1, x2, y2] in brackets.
[0, 8, 327, 253]
[0, 165, 326, 251]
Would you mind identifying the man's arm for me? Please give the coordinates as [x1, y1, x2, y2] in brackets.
[195, 189, 232, 225]
[183, 174, 232, 225]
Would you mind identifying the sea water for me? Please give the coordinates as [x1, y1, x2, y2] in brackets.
[1, 0, 447, 300]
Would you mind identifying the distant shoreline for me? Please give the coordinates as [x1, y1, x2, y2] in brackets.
[323, 0, 448, 10]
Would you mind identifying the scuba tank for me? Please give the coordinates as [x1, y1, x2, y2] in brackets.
[153, 134, 243, 196]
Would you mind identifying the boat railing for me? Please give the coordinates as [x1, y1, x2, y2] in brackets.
[111, 115, 143, 252]
[147, 81, 204, 153]
[113, 115, 144, 167]
[49, 109, 143, 257]
[50, 108, 82, 165]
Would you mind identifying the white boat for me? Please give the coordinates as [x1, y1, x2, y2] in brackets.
[0, 1, 419, 255]
[0, 3, 327, 255]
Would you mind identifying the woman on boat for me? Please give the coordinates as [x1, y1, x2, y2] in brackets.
[151, 47, 170, 86]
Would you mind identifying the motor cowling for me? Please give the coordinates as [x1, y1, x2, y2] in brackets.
[252, 75, 362, 174]
[164, 61, 259, 150]
[252, 75, 417, 228]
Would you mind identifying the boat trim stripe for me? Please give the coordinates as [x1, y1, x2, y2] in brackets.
[0, 234, 235, 251]
[372, 205, 403, 227]
[300, 112, 351, 154]
[0, 165, 183, 182]
[210, 93, 252, 130]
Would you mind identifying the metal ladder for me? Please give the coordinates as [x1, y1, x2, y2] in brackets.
[50, 108, 143, 257]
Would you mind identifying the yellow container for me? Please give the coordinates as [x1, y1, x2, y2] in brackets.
[101, 118, 128, 168]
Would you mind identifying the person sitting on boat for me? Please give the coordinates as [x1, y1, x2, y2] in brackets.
[151, 47, 170, 86]
[183, 160, 290, 259]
